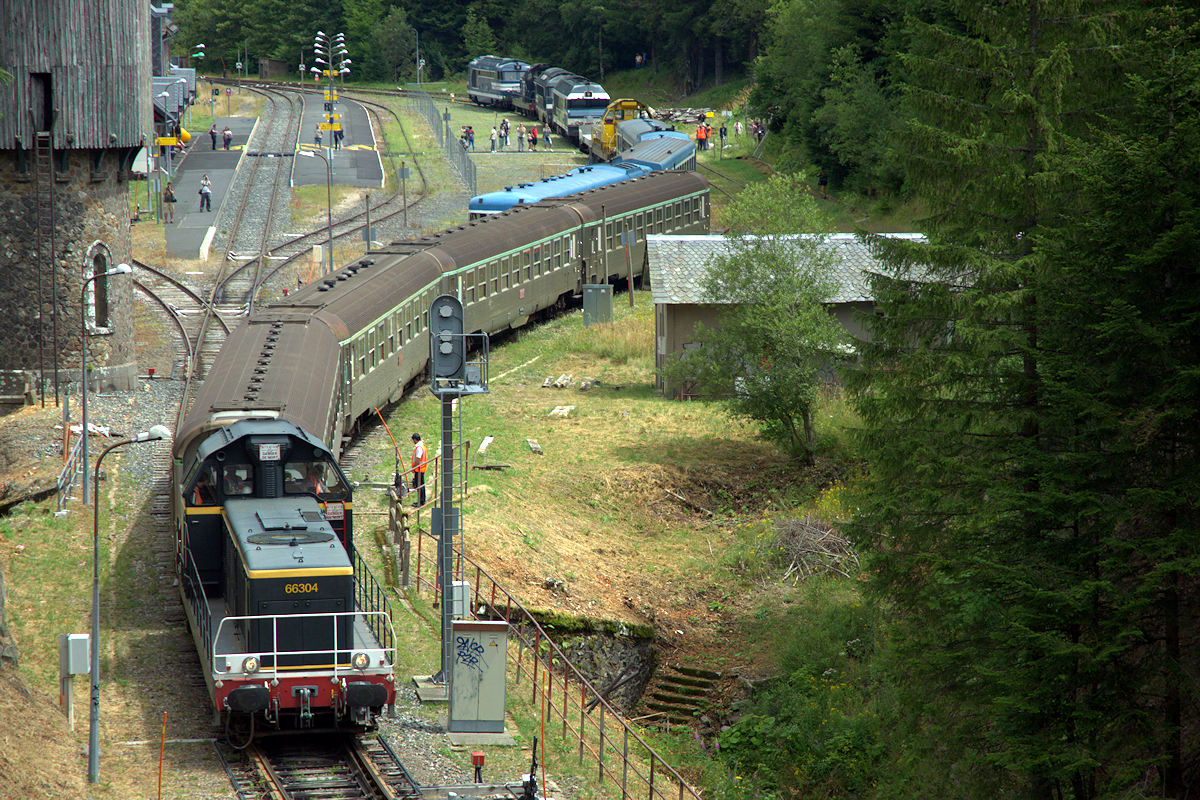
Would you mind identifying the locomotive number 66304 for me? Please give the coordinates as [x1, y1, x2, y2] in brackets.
[284, 582, 319, 594]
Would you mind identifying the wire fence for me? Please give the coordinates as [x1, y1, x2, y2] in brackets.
[405, 85, 477, 196]
[386, 483, 702, 800]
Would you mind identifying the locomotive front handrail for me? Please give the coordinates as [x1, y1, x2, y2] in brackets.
[212, 610, 396, 681]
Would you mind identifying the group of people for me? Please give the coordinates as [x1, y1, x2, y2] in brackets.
[459, 125, 477, 150]
[694, 119, 767, 151]
[207, 124, 234, 150]
[314, 123, 344, 149]
[484, 119, 552, 153]
[160, 172, 213, 223]
[695, 122, 730, 151]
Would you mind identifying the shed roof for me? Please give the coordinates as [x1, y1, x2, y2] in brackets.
[647, 233, 926, 306]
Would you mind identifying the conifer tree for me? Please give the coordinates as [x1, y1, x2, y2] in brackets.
[846, 2, 1171, 796]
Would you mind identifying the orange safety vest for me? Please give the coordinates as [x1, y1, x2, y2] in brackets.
[412, 441, 427, 473]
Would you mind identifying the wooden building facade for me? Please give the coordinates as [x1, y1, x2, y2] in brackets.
[0, 0, 154, 403]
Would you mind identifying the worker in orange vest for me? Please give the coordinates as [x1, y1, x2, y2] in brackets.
[411, 433, 428, 507]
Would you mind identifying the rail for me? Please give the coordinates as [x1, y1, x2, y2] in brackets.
[391, 492, 700, 800]
[405, 85, 477, 195]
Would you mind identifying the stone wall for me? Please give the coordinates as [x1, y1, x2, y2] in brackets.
[560, 632, 656, 714]
[0, 149, 137, 393]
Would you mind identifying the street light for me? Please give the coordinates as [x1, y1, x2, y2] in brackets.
[298, 149, 333, 277]
[80, 263, 132, 505]
[88, 424, 171, 783]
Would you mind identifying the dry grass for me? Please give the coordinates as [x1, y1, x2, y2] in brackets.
[348, 290, 816, 679]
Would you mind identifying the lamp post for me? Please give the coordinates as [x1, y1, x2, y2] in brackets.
[312, 31, 350, 166]
[80, 263, 132, 505]
[89, 424, 172, 784]
[298, 149, 334, 276]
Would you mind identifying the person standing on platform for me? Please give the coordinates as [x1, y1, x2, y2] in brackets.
[543, 125, 552, 151]
[198, 174, 212, 212]
[517, 124, 526, 151]
[222, 126, 233, 150]
[314, 123, 322, 147]
[490, 126, 498, 152]
[163, 182, 176, 223]
[411, 433, 428, 507]
[529, 125, 538, 152]
[209, 124, 218, 150]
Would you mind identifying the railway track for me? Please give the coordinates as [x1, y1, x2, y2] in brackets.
[131, 259, 235, 379]
[200, 84, 431, 324]
[216, 734, 423, 800]
[220, 86, 305, 314]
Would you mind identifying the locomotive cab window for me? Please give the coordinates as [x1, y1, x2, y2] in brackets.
[187, 466, 218, 505]
[222, 465, 254, 497]
[283, 459, 348, 500]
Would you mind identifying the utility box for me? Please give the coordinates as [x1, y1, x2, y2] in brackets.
[582, 284, 613, 327]
[449, 620, 508, 733]
[59, 633, 89, 675]
[451, 580, 472, 619]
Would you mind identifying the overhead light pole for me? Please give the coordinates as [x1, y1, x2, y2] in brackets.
[80, 263, 132, 505]
[298, 150, 334, 277]
[89, 424, 172, 783]
[312, 31, 350, 167]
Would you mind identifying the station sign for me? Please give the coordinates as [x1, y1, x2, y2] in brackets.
[324, 90, 338, 102]
[154, 136, 179, 147]
[319, 122, 342, 132]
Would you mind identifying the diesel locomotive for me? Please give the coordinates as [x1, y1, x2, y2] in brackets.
[172, 170, 710, 735]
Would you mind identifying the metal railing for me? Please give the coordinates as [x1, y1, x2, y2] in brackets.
[396, 493, 701, 800]
[57, 433, 85, 511]
[212, 609, 396, 679]
[354, 549, 396, 654]
[406, 85, 477, 195]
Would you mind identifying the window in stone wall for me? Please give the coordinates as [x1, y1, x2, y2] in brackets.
[84, 242, 115, 334]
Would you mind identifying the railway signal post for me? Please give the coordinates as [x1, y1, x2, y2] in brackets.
[426, 296, 489, 694]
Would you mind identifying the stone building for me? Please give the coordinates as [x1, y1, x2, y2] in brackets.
[0, 1, 153, 405]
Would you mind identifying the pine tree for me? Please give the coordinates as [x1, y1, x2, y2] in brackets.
[848, 2, 1160, 796]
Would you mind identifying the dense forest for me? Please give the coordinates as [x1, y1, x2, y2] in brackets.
[173, 1, 1198, 797]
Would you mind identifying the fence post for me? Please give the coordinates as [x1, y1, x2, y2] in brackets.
[598, 704, 606, 785]
[622, 727, 629, 799]
[579, 684, 586, 765]
[532, 631, 541, 704]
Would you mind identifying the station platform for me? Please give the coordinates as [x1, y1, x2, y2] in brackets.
[162, 91, 383, 260]
[163, 115, 256, 260]
[292, 90, 385, 189]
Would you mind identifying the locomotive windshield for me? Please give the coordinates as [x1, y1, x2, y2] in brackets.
[222, 464, 254, 496]
[283, 459, 348, 500]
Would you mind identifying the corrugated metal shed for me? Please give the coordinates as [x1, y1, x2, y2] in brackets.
[0, 0, 151, 149]
[152, 75, 190, 119]
[647, 233, 927, 305]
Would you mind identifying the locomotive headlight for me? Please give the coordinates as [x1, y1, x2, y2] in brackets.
[241, 656, 260, 675]
[352, 652, 370, 670]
